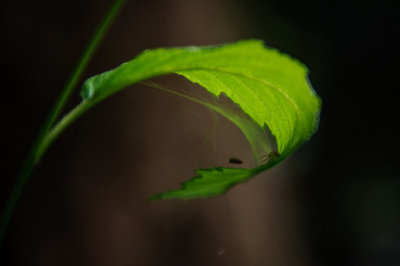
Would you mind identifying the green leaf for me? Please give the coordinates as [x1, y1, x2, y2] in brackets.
[150, 152, 281, 200]
[80, 40, 321, 199]
[151, 167, 255, 200]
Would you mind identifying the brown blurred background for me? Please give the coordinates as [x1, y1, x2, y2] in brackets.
[1, 0, 399, 265]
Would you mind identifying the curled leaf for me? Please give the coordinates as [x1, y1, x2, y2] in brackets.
[80, 40, 321, 199]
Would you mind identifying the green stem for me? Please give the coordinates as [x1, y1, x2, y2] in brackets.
[0, 0, 126, 245]
[37, 99, 97, 162]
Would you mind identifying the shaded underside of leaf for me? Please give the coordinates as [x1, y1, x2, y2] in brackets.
[150, 167, 255, 200]
[150, 151, 281, 200]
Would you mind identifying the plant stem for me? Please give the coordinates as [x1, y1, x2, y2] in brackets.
[0, 0, 126, 245]
[37, 99, 97, 162]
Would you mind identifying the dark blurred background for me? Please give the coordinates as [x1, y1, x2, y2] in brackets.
[1, 0, 399, 265]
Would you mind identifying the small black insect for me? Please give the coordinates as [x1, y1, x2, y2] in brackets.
[229, 157, 243, 164]
[259, 151, 280, 163]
